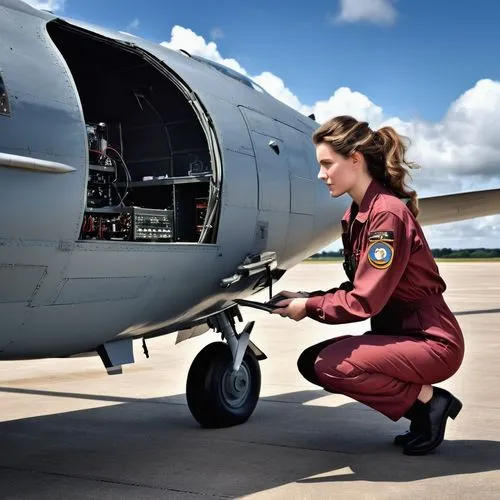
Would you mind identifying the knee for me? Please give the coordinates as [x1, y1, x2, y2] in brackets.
[297, 347, 321, 385]
[313, 358, 358, 392]
[297, 336, 357, 387]
[313, 347, 360, 383]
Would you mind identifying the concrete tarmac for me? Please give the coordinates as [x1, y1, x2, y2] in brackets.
[1, 262, 500, 499]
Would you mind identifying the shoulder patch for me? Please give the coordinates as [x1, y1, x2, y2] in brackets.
[367, 241, 394, 269]
[368, 231, 394, 242]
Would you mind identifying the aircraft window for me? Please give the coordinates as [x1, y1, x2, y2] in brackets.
[190, 55, 268, 94]
[0, 74, 10, 117]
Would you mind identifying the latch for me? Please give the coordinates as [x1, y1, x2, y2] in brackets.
[220, 251, 277, 288]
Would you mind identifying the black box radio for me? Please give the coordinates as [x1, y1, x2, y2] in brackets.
[133, 208, 174, 242]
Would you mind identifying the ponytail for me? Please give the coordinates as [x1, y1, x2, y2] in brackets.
[375, 127, 420, 218]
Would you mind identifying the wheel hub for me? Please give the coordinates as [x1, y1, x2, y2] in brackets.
[221, 362, 251, 408]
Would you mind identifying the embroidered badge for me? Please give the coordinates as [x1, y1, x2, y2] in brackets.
[368, 241, 394, 269]
[368, 231, 394, 242]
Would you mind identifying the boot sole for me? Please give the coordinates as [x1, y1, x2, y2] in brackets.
[393, 432, 419, 446]
[403, 396, 462, 456]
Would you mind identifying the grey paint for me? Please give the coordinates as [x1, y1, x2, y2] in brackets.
[98, 338, 135, 372]
[290, 177, 315, 215]
[0, 264, 46, 303]
[53, 276, 151, 305]
[0, 0, 497, 363]
[418, 189, 500, 226]
[0, 152, 76, 173]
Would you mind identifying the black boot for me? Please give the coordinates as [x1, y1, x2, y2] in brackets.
[403, 387, 462, 456]
[393, 400, 426, 446]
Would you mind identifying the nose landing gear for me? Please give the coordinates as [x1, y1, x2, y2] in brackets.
[186, 309, 265, 428]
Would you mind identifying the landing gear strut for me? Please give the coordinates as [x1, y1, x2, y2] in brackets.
[186, 309, 265, 428]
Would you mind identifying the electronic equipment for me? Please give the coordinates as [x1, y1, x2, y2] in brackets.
[87, 122, 109, 161]
[85, 122, 123, 208]
[87, 166, 116, 208]
[80, 207, 174, 242]
[134, 208, 174, 241]
[83, 120, 205, 242]
[195, 197, 208, 235]
[80, 210, 132, 241]
[188, 159, 211, 176]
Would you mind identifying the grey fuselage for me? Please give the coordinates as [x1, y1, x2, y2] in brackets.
[0, 0, 348, 360]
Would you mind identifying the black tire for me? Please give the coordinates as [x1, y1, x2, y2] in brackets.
[186, 341, 261, 428]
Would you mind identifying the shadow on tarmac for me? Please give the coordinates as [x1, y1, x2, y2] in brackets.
[1, 386, 499, 497]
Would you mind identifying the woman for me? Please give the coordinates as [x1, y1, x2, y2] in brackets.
[272, 115, 465, 456]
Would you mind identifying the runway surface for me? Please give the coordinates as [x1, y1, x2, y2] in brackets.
[1, 262, 500, 499]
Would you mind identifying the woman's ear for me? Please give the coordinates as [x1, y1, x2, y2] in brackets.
[351, 151, 364, 168]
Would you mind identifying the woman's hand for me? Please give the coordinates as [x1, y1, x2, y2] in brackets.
[271, 298, 308, 322]
[270, 290, 309, 301]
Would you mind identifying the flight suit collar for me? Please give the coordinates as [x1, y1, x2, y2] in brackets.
[342, 179, 387, 225]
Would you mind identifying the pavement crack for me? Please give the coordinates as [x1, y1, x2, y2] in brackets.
[0, 465, 231, 498]
[227, 438, 358, 456]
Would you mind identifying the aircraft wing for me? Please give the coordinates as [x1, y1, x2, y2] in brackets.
[418, 188, 500, 226]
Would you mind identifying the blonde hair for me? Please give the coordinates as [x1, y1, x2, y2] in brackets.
[312, 115, 420, 217]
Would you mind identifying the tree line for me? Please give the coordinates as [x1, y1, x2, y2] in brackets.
[309, 249, 500, 259]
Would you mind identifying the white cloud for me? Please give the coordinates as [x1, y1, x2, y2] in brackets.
[161, 26, 247, 75]
[210, 27, 224, 40]
[159, 26, 500, 248]
[24, 0, 65, 11]
[127, 18, 140, 31]
[253, 72, 305, 111]
[333, 0, 398, 26]
[424, 215, 500, 249]
[383, 79, 500, 185]
[160, 27, 382, 124]
[304, 87, 384, 125]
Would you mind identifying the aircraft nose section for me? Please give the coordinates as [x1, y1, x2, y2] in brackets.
[279, 180, 347, 268]
[311, 183, 346, 253]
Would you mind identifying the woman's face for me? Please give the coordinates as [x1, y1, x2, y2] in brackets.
[315, 142, 359, 198]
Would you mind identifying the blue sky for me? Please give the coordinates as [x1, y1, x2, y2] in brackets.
[28, 0, 500, 249]
[49, 0, 500, 123]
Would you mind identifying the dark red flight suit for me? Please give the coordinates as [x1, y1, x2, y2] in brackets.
[302, 179, 465, 421]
